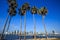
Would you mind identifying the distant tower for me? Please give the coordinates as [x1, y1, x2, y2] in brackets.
[52, 30, 55, 35]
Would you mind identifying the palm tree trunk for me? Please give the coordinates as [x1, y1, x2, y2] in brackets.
[6, 16, 12, 33]
[2, 15, 9, 34]
[6, 16, 12, 32]
[24, 14, 26, 40]
[42, 16, 48, 39]
[4, 16, 12, 40]
[20, 16, 22, 40]
[33, 14, 36, 40]
[1, 14, 9, 40]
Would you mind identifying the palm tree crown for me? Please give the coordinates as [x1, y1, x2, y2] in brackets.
[8, 0, 17, 8]
[22, 3, 30, 10]
[19, 7, 26, 16]
[31, 6, 38, 14]
[19, 3, 30, 16]
[8, 7, 16, 16]
[8, 0, 17, 16]
[38, 7, 48, 16]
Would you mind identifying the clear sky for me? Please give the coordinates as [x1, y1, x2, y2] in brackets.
[0, 0, 60, 33]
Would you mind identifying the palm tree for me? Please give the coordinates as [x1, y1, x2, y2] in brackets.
[6, 0, 17, 32]
[19, 3, 30, 40]
[23, 3, 30, 40]
[19, 7, 26, 40]
[3, 0, 17, 40]
[31, 6, 37, 40]
[1, 0, 17, 40]
[38, 7, 48, 39]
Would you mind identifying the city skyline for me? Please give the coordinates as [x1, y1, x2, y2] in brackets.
[0, 0, 60, 34]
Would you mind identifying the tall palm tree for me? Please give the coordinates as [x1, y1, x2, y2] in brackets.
[3, 0, 17, 40]
[6, 0, 17, 32]
[23, 3, 30, 40]
[31, 6, 37, 40]
[1, 0, 17, 40]
[19, 7, 26, 40]
[19, 3, 30, 40]
[38, 7, 48, 39]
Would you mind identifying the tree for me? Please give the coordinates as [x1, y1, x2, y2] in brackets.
[31, 6, 38, 40]
[6, 0, 17, 33]
[19, 7, 26, 40]
[19, 3, 30, 40]
[1, 0, 17, 40]
[4, 0, 17, 40]
[38, 6, 48, 39]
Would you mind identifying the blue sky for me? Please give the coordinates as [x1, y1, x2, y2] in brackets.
[0, 0, 60, 33]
